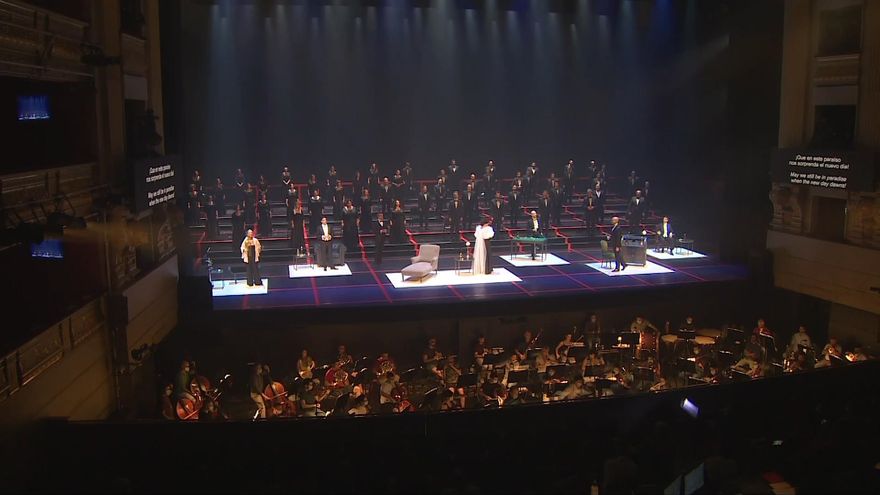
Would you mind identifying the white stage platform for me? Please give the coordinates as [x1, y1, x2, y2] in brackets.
[386, 268, 522, 289]
[212, 279, 269, 296]
[288, 264, 353, 278]
[585, 261, 674, 276]
[646, 248, 706, 260]
[501, 253, 570, 267]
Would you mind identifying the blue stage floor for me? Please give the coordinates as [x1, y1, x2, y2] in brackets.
[210, 248, 749, 311]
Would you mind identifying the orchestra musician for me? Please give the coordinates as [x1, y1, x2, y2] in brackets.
[422, 338, 445, 380]
[298, 379, 328, 417]
[786, 325, 813, 358]
[815, 338, 843, 368]
[249, 363, 270, 419]
[375, 352, 397, 375]
[296, 349, 315, 379]
[378, 371, 399, 414]
[324, 361, 350, 390]
[630, 316, 659, 359]
[336, 344, 354, 372]
[555, 333, 575, 362]
[514, 330, 538, 362]
[473, 335, 489, 368]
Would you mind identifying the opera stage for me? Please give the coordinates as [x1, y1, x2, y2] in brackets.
[208, 247, 748, 314]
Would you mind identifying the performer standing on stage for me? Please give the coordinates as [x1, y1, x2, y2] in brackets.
[374, 212, 388, 266]
[317, 217, 337, 271]
[240, 229, 263, 286]
[508, 185, 523, 228]
[472, 220, 496, 275]
[609, 216, 627, 272]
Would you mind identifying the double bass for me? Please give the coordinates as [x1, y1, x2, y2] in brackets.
[176, 374, 219, 421]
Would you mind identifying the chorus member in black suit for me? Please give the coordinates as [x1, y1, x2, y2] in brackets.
[609, 216, 627, 272]
[325, 165, 339, 191]
[390, 200, 406, 244]
[594, 182, 606, 223]
[626, 170, 639, 196]
[449, 192, 463, 238]
[489, 191, 505, 229]
[447, 159, 461, 190]
[341, 200, 359, 252]
[525, 162, 539, 199]
[358, 188, 372, 233]
[374, 212, 388, 265]
[562, 159, 575, 203]
[508, 186, 523, 227]
[289, 203, 306, 255]
[240, 229, 263, 286]
[214, 177, 226, 214]
[280, 166, 292, 189]
[538, 191, 552, 231]
[417, 185, 432, 230]
[584, 189, 598, 230]
[186, 188, 201, 226]
[550, 181, 564, 226]
[351, 171, 365, 199]
[463, 184, 478, 230]
[379, 177, 393, 215]
[627, 189, 646, 230]
[317, 217, 337, 271]
[308, 190, 323, 236]
[402, 162, 414, 196]
[257, 175, 269, 197]
[257, 192, 271, 237]
[512, 171, 525, 195]
[204, 196, 219, 240]
[655, 216, 673, 254]
[231, 204, 245, 244]
[433, 178, 447, 210]
[527, 210, 542, 260]
[642, 181, 652, 210]
[191, 169, 203, 193]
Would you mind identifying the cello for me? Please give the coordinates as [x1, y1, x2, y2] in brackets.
[263, 381, 292, 418]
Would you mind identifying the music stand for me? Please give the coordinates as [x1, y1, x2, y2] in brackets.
[399, 367, 420, 384]
[599, 349, 621, 367]
[570, 346, 589, 363]
[458, 373, 478, 388]
[526, 347, 544, 362]
[582, 364, 603, 377]
[484, 353, 507, 368]
[594, 378, 616, 397]
[507, 369, 529, 386]
[546, 364, 570, 380]
[600, 333, 620, 349]
[726, 327, 745, 345]
[618, 332, 640, 346]
[633, 366, 655, 383]
[677, 357, 697, 375]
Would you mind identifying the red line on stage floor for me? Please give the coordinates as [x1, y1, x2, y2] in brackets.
[447, 285, 465, 300]
[362, 259, 394, 304]
[548, 265, 598, 291]
[512, 281, 532, 296]
[310, 277, 321, 305]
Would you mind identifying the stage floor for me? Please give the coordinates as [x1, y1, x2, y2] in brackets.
[210, 247, 748, 311]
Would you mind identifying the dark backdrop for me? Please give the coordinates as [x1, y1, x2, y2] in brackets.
[161, 0, 782, 258]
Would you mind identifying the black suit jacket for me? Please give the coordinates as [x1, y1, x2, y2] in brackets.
[489, 200, 505, 221]
[418, 193, 432, 212]
[374, 220, 389, 238]
[610, 224, 624, 249]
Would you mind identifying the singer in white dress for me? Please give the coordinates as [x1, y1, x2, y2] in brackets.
[472, 221, 496, 275]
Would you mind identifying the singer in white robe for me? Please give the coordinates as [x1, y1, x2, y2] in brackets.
[472, 223, 496, 275]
